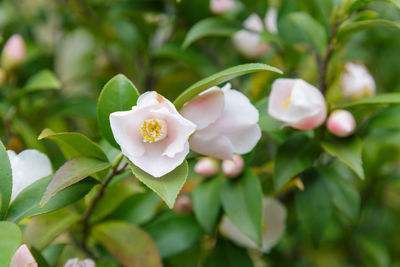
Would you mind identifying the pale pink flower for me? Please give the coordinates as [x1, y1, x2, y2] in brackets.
[64, 258, 95, 267]
[7, 149, 52, 201]
[220, 197, 287, 252]
[268, 78, 327, 130]
[210, 0, 236, 14]
[1, 34, 26, 70]
[180, 83, 261, 160]
[341, 62, 375, 100]
[194, 157, 219, 177]
[327, 110, 356, 137]
[222, 154, 244, 178]
[110, 92, 196, 177]
[10, 244, 38, 267]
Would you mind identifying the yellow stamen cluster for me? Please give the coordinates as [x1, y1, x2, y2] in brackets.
[139, 119, 166, 143]
[282, 96, 291, 108]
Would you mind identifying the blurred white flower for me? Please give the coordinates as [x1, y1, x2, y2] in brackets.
[340, 62, 376, 100]
[181, 83, 261, 160]
[194, 157, 219, 177]
[63, 258, 95, 267]
[268, 78, 327, 130]
[327, 109, 356, 137]
[10, 244, 37, 267]
[1, 34, 26, 70]
[210, 0, 236, 15]
[220, 197, 287, 252]
[7, 149, 52, 201]
[222, 154, 244, 178]
[110, 92, 196, 177]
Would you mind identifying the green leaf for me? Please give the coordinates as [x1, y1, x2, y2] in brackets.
[38, 128, 109, 162]
[0, 222, 22, 266]
[221, 170, 263, 247]
[0, 141, 12, 219]
[183, 18, 241, 48]
[338, 93, 400, 108]
[93, 221, 162, 267]
[40, 157, 111, 206]
[348, 0, 400, 13]
[255, 97, 283, 132]
[23, 209, 80, 250]
[145, 212, 203, 258]
[97, 74, 140, 148]
[321, 137, 364, 179]
[193, 175, 224, 233]
[204, 238, 254, 267]
[129, 160, 188, 209]
[24, 69, 61, 91]
[337, 19, 400, 41]
[274, 135, 321, 190]
[288, 12, 328, 55]
[173, 63, 282, 109]
[7, 175, 97, 222]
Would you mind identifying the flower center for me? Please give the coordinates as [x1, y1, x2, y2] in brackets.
[282, 96, 291, 108]
[139, 119, 167, 143]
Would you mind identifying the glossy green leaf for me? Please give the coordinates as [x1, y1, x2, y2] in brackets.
[221, 170, 263, 247]
[42, 244, 66, 267]
[93, 221, 162, 267]
[173, 63, 282, 109]
[40, 157, 111, 206]
[255, 97, 283, 132]
[183, 18, 241, 48]
[24, 69, 61, 91]
[193, 175, 224, 233]
[289, 12, 328, 55]
[204, 238, 254, 267]
[337, 19, 400, 41]
[129, 160, 188, 209]
[338, 93, 400, 108]
[0, 222, 22, 266]
[0, 141, 12, 219]
[321, 137, 364, 179]
[348, 0, 400, 13]
[145, 212, 203, 258]
[274, 135, 321, 190]
[7, 175, 97, 222]
[97, 74, 140, 148]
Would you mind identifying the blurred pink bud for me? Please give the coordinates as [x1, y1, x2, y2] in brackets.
[327, 110, 356, 137]
[210, 0, 235, 14]
[222, 154, 244, 178]
[194, 157, 219, 177]
[341, 62, 375, 100]
[10, 244, 37, 267]
[174, 195, 193, 215]
[1, 34, 26, 70]
[268, 78, 327, 130]
[64, 258, 95, 267]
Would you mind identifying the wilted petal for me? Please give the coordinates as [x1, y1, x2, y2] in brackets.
[10, 244, 38, 267]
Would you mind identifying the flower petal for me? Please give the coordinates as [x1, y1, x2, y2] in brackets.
[189, 133, 234, 160]
[225, 124, 261, 154]
[10, 244, 37, 267]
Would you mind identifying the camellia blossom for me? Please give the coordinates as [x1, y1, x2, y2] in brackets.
[7, 149, 52, 201]
[210, 0, 235, 15]
[180, 83, 261, 160]
[63, 258, 95, 267]
[327, 109, 356, 137]
[1, 34, 26, 70]
[220, 197, 287, 252]
[341, 62, 376, 100]
[110, 92, 196, 177]
[268, 78, 327, 130]
[10, 244, 37, 267]
[222, 154, 244, 178]
[194, 157, 219, 177]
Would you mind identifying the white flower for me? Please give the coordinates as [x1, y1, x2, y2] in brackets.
[10, 244, 37, 267]
[210, 0, 236, 15]
[63, 258, 95, 267]
[110, 92, 196, 177]
[268, 78, 327, 130]
[1, 34, 26, 70]
[327, 109, 356, 137]
[180, 83, 261, 160]
[340, 62, 376, 100]
[220, 197, 287, 252]
[7, 149, 52, 201]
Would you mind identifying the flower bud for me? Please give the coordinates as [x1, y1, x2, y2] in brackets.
[10, 244, 37, 267]
[268, 78, 327, 130]
[210, 0, 235, 15]
[1, 34, 26, 70]
[222, 154, 244, 178]
[174, 195, 193, 215]
[327, 110, 356, 137]
[194, 157, 219, 177]
[63, 258, 95, 267]
[340, 62, 375, 100]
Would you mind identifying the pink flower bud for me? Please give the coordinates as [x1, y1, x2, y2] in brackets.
[327, 110, 356, 137]
[340, 62, 375, 100]
[10, 244, 37, 267]
[210, 0, 235, 15]
[268, 78, 327, 130]
[194, 157, 219, 177]
[64, 258, 95, 267]
[1, 34, 26, 70]
[222, 154, 244, 178]
[174, 195, 193, 215]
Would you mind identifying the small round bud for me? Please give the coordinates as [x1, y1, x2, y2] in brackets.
[1, 34, 26, 71]
[222, 155, 244, 178]
[194, 157, 219, 177]
[174, 195, 193, 215]
[210, 0, 235, 15]
[327, 110, 356, 137]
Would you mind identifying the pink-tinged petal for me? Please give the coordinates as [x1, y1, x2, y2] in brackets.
[180, 89, 224, 131]
[10, 244, 38, 267]
[327, 110, 356, 137]
[189, 133, 234, 160]
[288, 110, 326, 130]
[64, 258, 95, 267]
[210, 0, 236, 14]
[137, 91, 177, 114]
[1, 34, 26, 70]
[224, 124, 261, 154]
[261, 197, 287, 252]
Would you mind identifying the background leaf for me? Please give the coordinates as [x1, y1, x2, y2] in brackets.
[337, 19, 400, 41]
[0, 141, 12, 219]
[338, 93, 400, 108]
[0, 222, 22, 266]
[23, 69, 61, 91]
